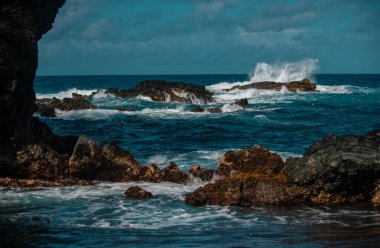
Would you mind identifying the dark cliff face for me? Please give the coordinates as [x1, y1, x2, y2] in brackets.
[0, 0, 65, 173]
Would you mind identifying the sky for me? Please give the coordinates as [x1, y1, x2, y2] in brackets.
[37, 0, 380, 75]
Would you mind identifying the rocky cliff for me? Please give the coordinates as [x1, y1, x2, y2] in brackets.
[0, 0, 65, 175]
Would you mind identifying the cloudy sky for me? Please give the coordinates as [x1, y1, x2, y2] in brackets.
[37, 0, 380, 75]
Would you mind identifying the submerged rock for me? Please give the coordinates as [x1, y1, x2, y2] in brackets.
[47, 97, 97, 111]
[189, 165, 214, 181]
[139, 163, 164, 183]
[124, 186, 153, 199]
[217, 145, 285, 177]
[234, 98, 249, 107]
[190, 106, 205, 113]
[162, 162, 188, 184]
[69, 136, 142, 181]
[106, 80, 214, 104]
[225, 79, 316, 92]
[282, 129, 380, 201]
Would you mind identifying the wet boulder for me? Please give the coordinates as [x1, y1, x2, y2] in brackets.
[107, 80, 214, 104]
[0, 177, 92, 188]
[162, 162, 188, 184]
[69, 136, 142, 181]
[282, 129, 380, 201]
[139, 163, 164, 183]
[217, 145, 285, 177]
[207, 107, 222, 113]
[36, 103, 56, 117]
[372, 181, 380, 207]
[286, 79, 317, 92]
[190, 106, 205, 113]
[189, 165, 214, 181]
[124, 186, 153, 199]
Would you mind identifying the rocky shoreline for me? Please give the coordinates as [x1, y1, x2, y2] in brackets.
[0, 0, 379, 209]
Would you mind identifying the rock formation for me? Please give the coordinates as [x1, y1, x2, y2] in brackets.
[0, 0, 66, 174]
[224, 79, 316, 92]
[189, 165, 214, 181]
[106, 80, 214, 104]
[186, 130, 380, 206]
[124, 186, 153, 199]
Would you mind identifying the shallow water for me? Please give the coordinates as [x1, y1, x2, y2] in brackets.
[1, 73, 380, 247]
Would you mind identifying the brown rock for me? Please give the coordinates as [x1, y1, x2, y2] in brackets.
[286, 79, 316, 92]
[48, 97, 97, 111]
[162, 162, 188, 184]
[234, 98, 248, 107]
[224, 79, 316, 92]
[36, 103, 56, 117]
[189, 165, 214, 181]
[207, 107, 222, 113]
[124, 186, 153, 199]
[139, 163, 163, 183]
[69, 136, 142, 181]
[217, 145, 285, 177]
[14, 144, 69, 180]
[113, 107, 135, 112]
[372, 181, 380, 207]
[36, 98, 52, 104]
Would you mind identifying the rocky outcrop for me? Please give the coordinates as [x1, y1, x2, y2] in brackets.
[162, 162, 188, 184]
[106, 80, 214, 104]
[283, 129, 380, 202]
[68, 136, 142, 181]
[139, 163, 164, 183]
[225, 79, 316, 92]
[217, 145, 285, 177]
[185, 173, 291, 206]
[234, 98, 248, 107]
[0, 0, 65, 173]
[186, 130, 380, 207]
[189, 165, 214, 181]
[36, 97, 97, 117]
[124, 186, 153, 199]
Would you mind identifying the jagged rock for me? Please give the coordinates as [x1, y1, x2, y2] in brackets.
[139, 163, 163, 183]
[372, 181, 380, 207]
[0, 0, 65, 171]
[11, 144, 69, 180]
[189, 165, 214, 181]
[69, 136, 142, 181]
[107, 80, 214, 104]
[0, 177, 92, 187]
[190, 106, 205, 113]
[282, 130, 380, 200]
[124, 186, 153, 199]
[185, 173, 291, 206]
[47, 97, 97, 111]
[234, 98, 248, 107]
[36, 98, 51, 104]
[217, 145, 285, 177]
[225, 79, 316, 92]
[162, 162, 188, 184]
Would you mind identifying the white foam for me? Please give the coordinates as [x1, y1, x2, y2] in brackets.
[249, 59, 318, 83]
[36, 88, 101, 99]
[220, 103, 243, 113]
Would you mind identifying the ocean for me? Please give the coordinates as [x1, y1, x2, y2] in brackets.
[1, 68, 380, 246]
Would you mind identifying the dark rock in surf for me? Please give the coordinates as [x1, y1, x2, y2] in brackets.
[107, 80, 214, 104]
[282, 129, 380, 203]
[124, 186, 153, 199]
[162, 162, 188, 184]
[36, 103, 56, 117]
[234, 98, 248, 107]
[139, 163, 164, 183]
[113, 107, 135, 112]
[217, 145, 285, 177]
[189, 165, 214, 181]
[47, 97, 97, 111]
[69, 136, 142, 181]
[225, 79, 316, 92]
[207, 107, 222, 113]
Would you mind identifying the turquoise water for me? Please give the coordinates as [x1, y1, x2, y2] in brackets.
[1, 73, 380, 247]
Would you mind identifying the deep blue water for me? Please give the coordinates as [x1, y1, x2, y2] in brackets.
[1, 73, 380, 247]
